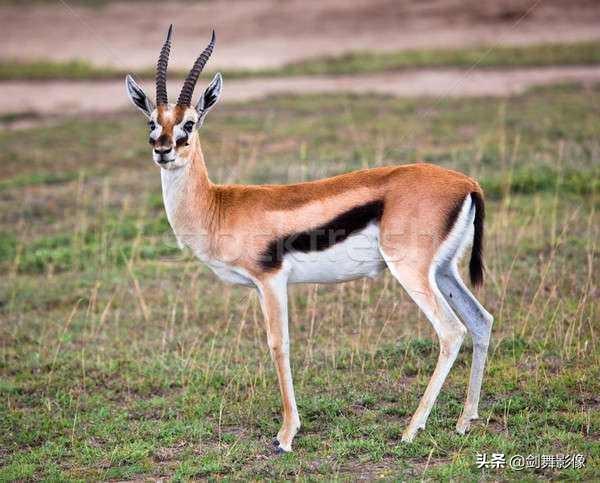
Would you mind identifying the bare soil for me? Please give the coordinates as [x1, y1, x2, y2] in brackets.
[3, 0, 600, 123]
[3, 66, 600, 121]
[3, 0, 600, 71]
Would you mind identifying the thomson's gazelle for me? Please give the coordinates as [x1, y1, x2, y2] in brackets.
[125, 26, 494, 453]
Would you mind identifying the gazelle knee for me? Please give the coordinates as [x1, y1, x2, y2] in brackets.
[267, 337, 289, 358]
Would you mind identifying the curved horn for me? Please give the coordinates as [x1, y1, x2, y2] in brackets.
[177, 30, 216, 106]
[156, 24, 173, 105]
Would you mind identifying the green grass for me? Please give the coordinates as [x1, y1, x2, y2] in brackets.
[0, 59, 125, 81]
[3, 41, 600, 81]
[0, 84, 598, 479]
[261, 41, 600, 77]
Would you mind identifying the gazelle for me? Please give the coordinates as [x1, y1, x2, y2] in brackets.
[125, 26, 494, 453]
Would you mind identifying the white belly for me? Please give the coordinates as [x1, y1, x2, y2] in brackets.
[286, 223, 386, 284]
[195, 224, 385, 287]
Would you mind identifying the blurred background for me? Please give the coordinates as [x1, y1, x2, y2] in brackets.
[2, 0, 600, 116]
[1, 1, 598, 480]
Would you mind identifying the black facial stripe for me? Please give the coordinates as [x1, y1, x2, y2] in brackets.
[260, 200, 384, 270]
[176, 135, 189, 147]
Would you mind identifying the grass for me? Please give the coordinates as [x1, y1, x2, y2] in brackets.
[0, 59, 122, 81]
[2, 41, 600, 81]
[0, 0, 151, 5]
[0, 83, 598, 479]
[259, 41, 600, 77]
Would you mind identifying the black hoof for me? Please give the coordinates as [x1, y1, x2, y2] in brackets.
[275, 446, 286, 455]
[272, 438, 280, 447]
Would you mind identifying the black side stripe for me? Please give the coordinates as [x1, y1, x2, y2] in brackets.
[260, 199, 385, 270]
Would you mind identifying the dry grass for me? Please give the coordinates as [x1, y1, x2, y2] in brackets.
[0, 84, 598, 480]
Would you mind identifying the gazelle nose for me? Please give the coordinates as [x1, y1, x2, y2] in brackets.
[154, 146, 173, 155]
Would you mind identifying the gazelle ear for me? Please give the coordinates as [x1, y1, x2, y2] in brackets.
[195, 72, 222, 124]
[125, 75, 155, 118]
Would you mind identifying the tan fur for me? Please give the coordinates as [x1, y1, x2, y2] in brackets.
[153, 104, 188, 149]
[167, 131, 481, 280]
[152, 108, 489, 453]
[126, 36, 489, 451]
[157, 104, 187, 132]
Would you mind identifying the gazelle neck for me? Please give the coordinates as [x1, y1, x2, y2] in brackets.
[160, 133, 216, 254]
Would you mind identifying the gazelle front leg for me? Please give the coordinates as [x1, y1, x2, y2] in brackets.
[256, 273, 300, 453]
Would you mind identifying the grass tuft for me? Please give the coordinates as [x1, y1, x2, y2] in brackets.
[0, 83, 598, 479]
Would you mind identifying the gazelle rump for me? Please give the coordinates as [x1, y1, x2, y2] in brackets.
[126, 26, 494, 453]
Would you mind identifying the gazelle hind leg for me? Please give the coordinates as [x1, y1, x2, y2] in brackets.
[437, 263, 493, 433]
[435, 196, 493, 434]
[381, 250, 467, 442]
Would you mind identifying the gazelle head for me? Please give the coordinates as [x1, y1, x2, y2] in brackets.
[125, 25, 222, 169]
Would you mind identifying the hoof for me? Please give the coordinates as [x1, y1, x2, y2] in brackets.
[402, 424, 424, 443]
[274, 445, 290, 455]
[401, 432, 415, 443]
[456, 421, 469, 435]
[272, 438, 280, 447]
[456, 415, 477, 435]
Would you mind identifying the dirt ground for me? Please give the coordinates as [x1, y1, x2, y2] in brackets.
[3, 0, 600, 121]
[3, 0, 600, 71]
[3, 66, 600, 121]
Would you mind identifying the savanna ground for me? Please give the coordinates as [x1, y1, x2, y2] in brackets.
[3, 0, 600, 119]
[1, 81, 598, 480]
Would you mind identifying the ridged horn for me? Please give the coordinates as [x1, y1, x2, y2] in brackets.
[177, 30, 216, 106]
[155, 24, 173, 105]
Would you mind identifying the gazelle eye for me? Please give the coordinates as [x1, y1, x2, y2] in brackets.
[183, 121, 195, 132]
[148, 121, 156, 131]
